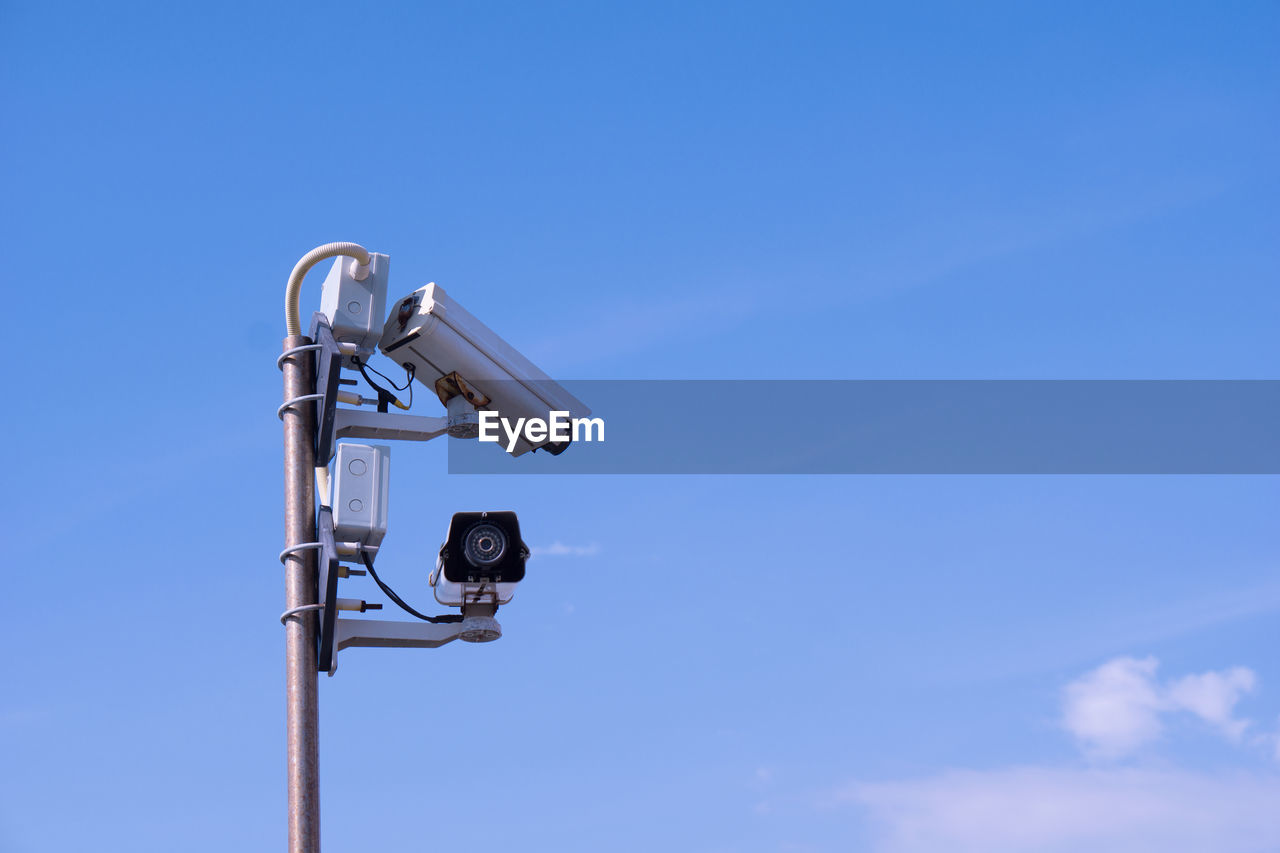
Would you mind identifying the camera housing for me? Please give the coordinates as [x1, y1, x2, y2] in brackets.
[378, 283, 590, 456]
[433, 511, 529, 606]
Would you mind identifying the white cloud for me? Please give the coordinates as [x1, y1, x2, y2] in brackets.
[1062, 656, 1164, 757]
[837, 657, 1276, 852]
[1167, 668, 1256, 741]
[1062, 656, 1257, 757]
[532, 542, 601, 557]
[844, 766, 1280, 853]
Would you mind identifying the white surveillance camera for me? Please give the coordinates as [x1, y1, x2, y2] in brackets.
[378, 283, 590, 456]
[431, 511, 528, 606]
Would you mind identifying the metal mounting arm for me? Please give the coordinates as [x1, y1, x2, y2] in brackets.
[309, 311, 452, 460]
[335, 617, 463, 651]
[333, 408, 449, 443]
[329, 619, 462, 676]
[328, 605, 502, 675]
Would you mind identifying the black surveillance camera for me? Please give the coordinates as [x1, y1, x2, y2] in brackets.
[438, 511, 529, 584]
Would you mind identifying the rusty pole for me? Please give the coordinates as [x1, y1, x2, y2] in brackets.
[282, 335, 321, 853]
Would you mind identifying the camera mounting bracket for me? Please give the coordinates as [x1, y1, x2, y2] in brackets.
[328, 604, 501, 675]
[302, 312, 505, 676]
[332, 408, 449, 444]
[309, 312, 451, 462]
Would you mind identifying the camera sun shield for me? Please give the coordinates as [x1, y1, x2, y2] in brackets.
[438, 511, 529, 584]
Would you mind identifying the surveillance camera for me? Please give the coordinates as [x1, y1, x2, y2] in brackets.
[432, 511, 528, 606]
[378, 283, 590, 456]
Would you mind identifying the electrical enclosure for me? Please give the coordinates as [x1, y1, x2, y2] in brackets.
[332, 443, 391, 549]
[319, 253, 389, 364]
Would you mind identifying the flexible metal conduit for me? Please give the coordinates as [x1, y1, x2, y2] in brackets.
[284, 241, 371, 336]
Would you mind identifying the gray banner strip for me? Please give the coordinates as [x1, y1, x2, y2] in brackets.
[446, 380, 1280, 474]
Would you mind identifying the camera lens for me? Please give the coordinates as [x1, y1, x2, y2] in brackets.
[463, 522, 507, 567]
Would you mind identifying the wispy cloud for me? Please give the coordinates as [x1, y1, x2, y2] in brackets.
[1063, 656, 1257, 757]
[532, 541, 601, 558]
[1166, 667, 1258, 742]
[840, 656, 1280, 852]
[844, 766, 1280, 853]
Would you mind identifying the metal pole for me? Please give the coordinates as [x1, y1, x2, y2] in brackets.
[282, 335, 320, 853]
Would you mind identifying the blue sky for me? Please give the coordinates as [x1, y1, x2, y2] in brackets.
[2, 2, 1278, 851]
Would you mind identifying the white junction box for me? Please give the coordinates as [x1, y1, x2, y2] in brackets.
[319, 252, 390, 364]
[332, 443, 391, 549]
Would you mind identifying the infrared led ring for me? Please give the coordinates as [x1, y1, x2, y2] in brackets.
[463, 522, 508, 567]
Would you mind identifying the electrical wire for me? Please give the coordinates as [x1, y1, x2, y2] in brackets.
[351, 356, 414, 410]
[362, 359, 414, 393]
[360, 551, 462, 623]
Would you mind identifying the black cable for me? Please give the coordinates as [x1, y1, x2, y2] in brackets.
[354, 363, 396, 412]
[401, 363, 414, 407]
[366, 360, 415, 393]
[351, 356, 414, 410]
[360, 551, 462, 623]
